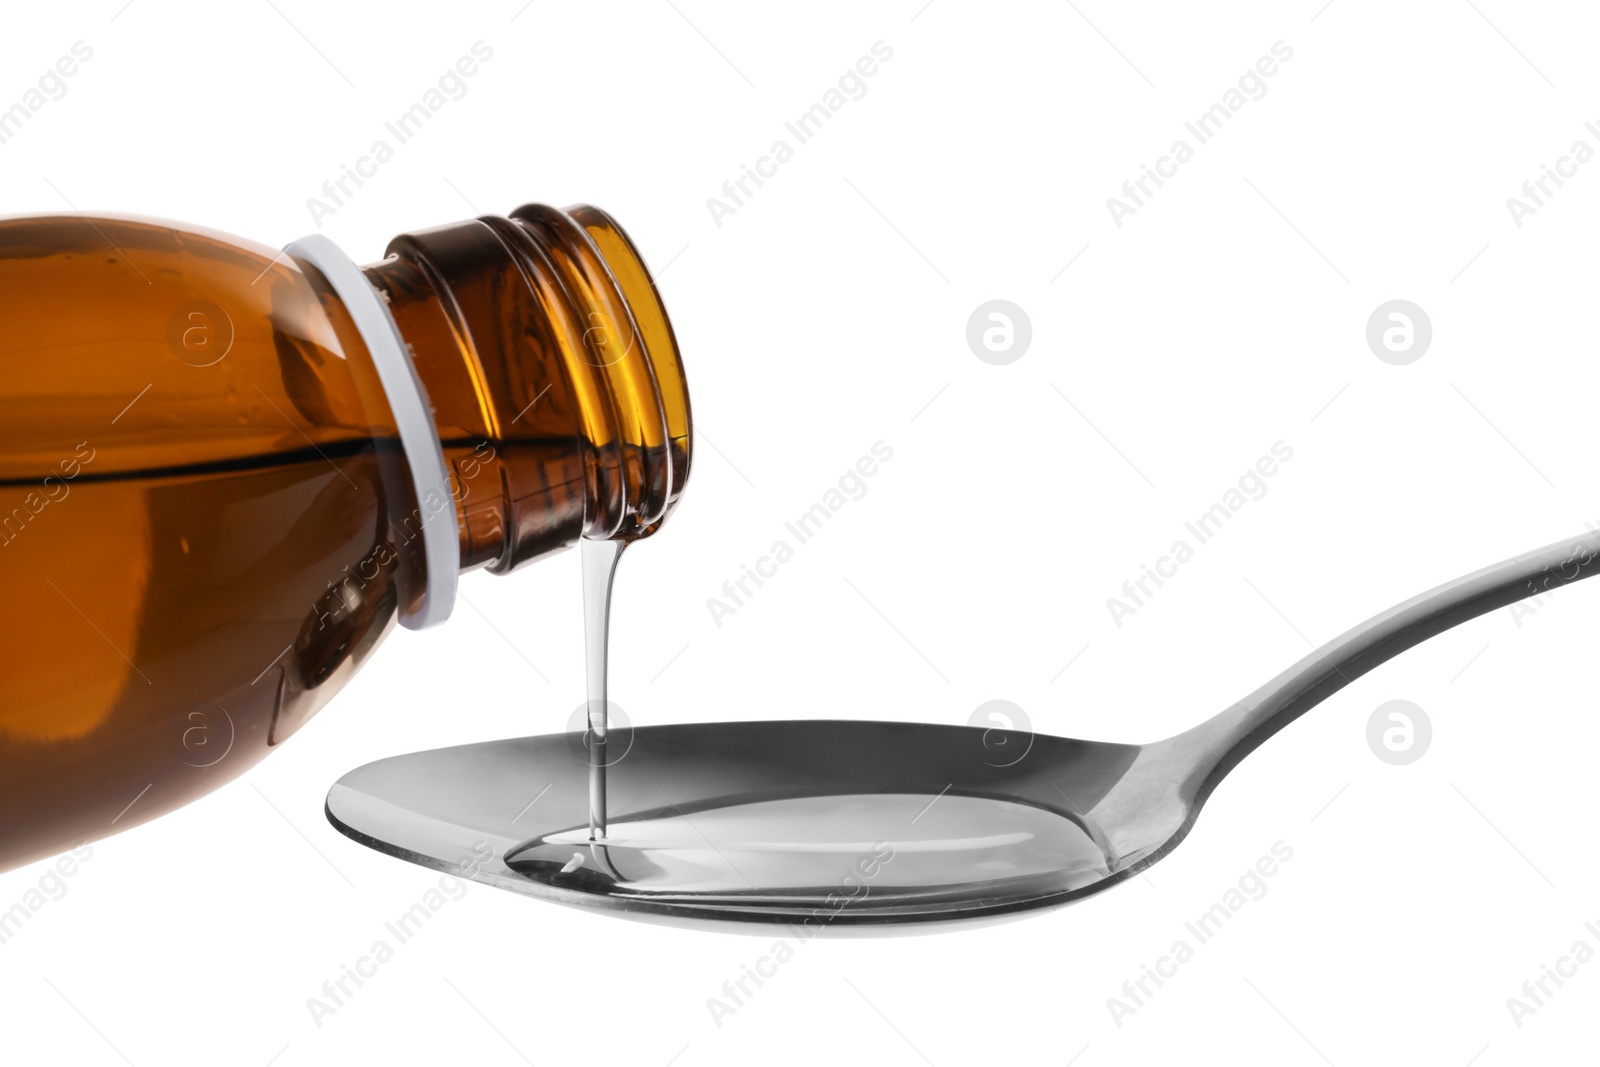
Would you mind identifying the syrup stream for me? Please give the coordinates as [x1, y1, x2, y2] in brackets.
[580, 538, 628, 840]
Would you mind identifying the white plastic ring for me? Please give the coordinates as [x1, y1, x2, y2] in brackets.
[283, 234, 457, 630]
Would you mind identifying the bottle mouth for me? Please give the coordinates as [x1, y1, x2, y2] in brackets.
[500, 203, 693, 543]
[367, 203, 693, 576]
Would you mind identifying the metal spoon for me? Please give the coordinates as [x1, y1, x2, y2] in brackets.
[326, 530, 1596, 931]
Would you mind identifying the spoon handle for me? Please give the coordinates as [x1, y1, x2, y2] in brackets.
[1173, 529, 1600, 795]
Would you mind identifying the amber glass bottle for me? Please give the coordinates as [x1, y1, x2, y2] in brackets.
[0, 203, 691, 873]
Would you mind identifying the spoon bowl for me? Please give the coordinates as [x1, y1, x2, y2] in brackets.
[328, 720, 1167, 930]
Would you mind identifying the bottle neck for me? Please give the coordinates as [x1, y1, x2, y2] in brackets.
[361, 204, 691, 575]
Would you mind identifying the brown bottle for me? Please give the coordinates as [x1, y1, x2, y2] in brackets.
[0, 202, 692, 873]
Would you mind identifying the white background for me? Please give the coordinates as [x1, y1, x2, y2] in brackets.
[4, 1, 1599, 1064]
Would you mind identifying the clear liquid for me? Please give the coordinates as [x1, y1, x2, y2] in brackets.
[580, 537, 627, 838]
[504, 792, 1111, 912]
